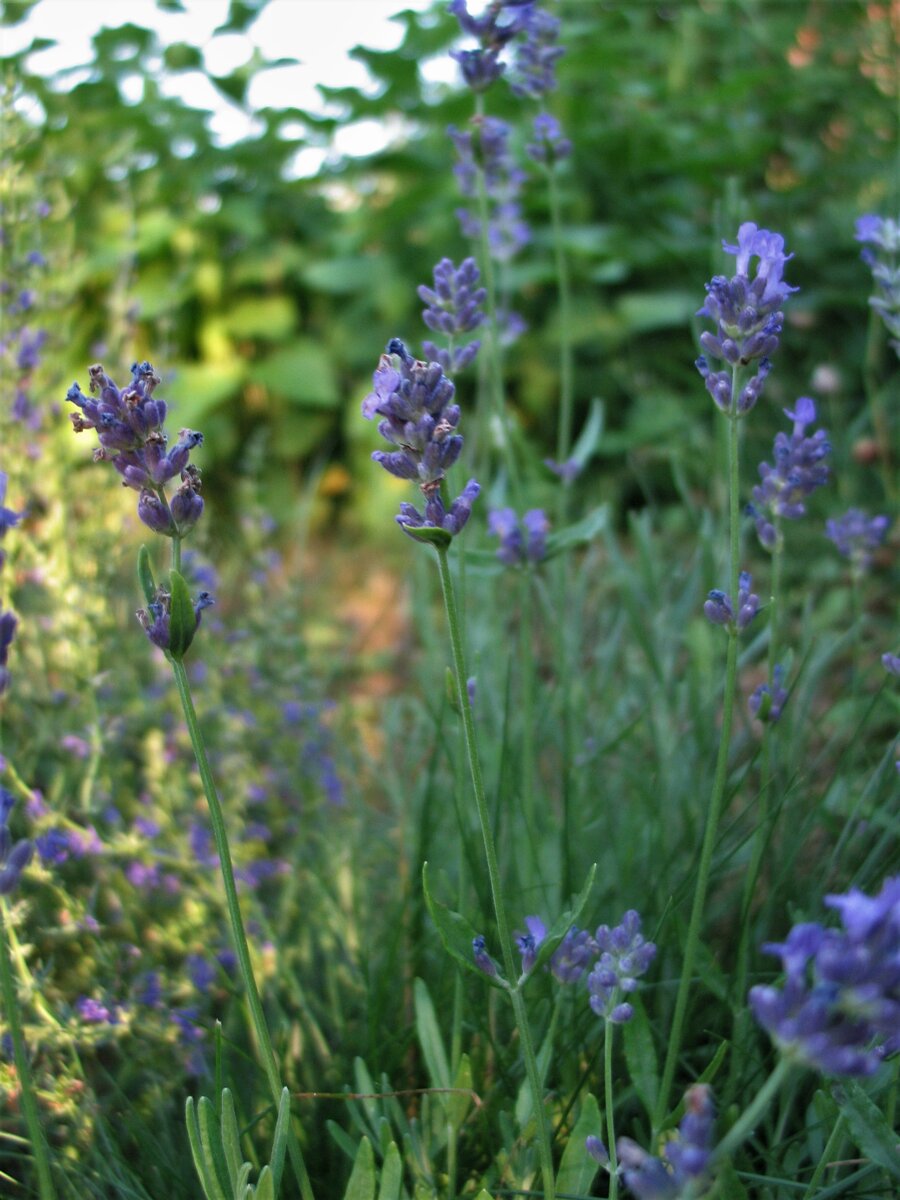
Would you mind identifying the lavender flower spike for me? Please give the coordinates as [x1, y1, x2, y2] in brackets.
[616, 1084, 715, 1199]
[749, 397, 831, 550]
[703, 571, 759, 633]
[66, 361, 204, 540]
[419, 256, 485, 373]
[749, 663, 788, 724]
[587, 910, 656, 1024]
[363, 340, 480, 539]
[855, 213, 900, 354]
[697, 222, 797, 415]
[749, 875, 900, 1075]
[488, 507, 550, 566]
[825, 509, 890, 573]
[0, 793, 33, 896]
[0, 606, 17, 697]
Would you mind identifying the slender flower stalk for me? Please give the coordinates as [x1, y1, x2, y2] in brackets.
[363, 340, 555, 1200]
[169, 657, 313, 1200]
[656, 368, 742, 1128]
[657, 224, 797, 1128]
[65, 362, 312, 1198]
[435, 544, 556, 1200]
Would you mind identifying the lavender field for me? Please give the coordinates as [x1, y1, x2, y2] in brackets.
[1, 1, 898, 1197]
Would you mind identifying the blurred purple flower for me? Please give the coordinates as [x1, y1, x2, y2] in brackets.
[615, 1084, 715, 1199]
[0, 799, 33, 895]
[749, 875, 900, 1075]
[527, 111, 572, 164]
[854, 213, 900, 353]
[703, 571, 759, 633]
[749, 663, 788, 724]
[749, 397, 831, 549]
[488, 507, 550, 565]
[825, 509, 890, 573]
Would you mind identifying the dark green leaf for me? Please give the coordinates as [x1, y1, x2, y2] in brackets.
[136, 545, 156, 606]
[622, 996, 659, 1121]
[399, 524, 453, 549]
[422, 863, 507, 990]
[167, 569, 196, 660]
[556, 1093, 601, 1197]
[833, 1081, 900, 1182]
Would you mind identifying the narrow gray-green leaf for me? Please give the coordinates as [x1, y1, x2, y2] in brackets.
[622, 996, 658, 1121]
[556, 1093, 601, 1197]
[342, 1136, 376, 1200]
[422, 863, 507, 990]
[167, 568, 197, 659]
[833, 1081, 900, 1182]
[137, 544, 157, 606]
[414, 977, 451, 1090]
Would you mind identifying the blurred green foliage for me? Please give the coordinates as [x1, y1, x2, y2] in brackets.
[2, 0, 897, 529]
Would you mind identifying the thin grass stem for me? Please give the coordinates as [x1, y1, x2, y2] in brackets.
[655, 366, 743, 1129]
[168, 658, 314, 1200]
[435, 543, 556, 1200]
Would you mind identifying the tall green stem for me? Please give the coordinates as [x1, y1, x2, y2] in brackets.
[714, 1058, 791, 1162]
[547, 164, 574, 476]
[655, 368, 743, 1130]
[802, 1112, 845, 1199]
[603, 1024, 619, 1200]
[435, 545, 556, 1200]
[727, 529, 784, 1103]
[0, 902, 57, 1200]
[169, 659, 313, 1200]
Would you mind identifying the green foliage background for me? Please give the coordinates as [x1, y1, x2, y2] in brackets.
[3, 0, 897, 532]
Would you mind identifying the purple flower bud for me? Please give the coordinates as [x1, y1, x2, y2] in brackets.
[585, 1136, 609, 1166]
[588, 910, 655, 1023]
[473, 935, 498, 977]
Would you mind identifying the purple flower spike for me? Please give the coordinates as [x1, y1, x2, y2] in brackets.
[449, 117, 530, 264]
[749, 875, 900, 1075]
[488, 507, 550, 566]
[703, 572, 759, 634]
[616, 1085, 715, 1199]
[419, 257, 485, 373]
[825, 509, 890, 573]
[66, 361, 204, 541]
[750, 398, 830, 549]
[363, 340, 479, 540]
[697, 223, 797, 414]
[749, 663, 788, 724]
[0, 473, 24, 543]
[0, 607, 17, 697]
[854, 213, 900, 353]
[527, 112, 572, 164]
[588, 910, 656, 1023]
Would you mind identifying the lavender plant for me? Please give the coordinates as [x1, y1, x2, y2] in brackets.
[363, 336, 595, 1200]
[64, 361, 312, 1199]
[658, 223, 798, 1127]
